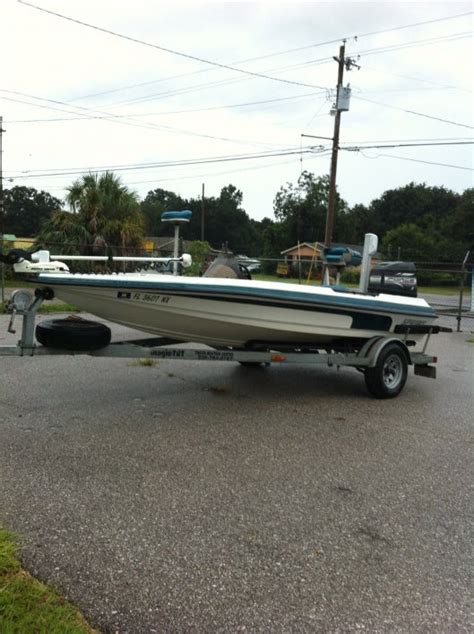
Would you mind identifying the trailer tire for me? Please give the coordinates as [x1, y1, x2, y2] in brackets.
[364, 343, 408, 399]
[35, 318, 111, 351]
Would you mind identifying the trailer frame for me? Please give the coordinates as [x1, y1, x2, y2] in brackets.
[0, 289, 442, 398]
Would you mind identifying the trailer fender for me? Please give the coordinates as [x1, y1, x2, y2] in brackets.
[358, 336, 411, 368]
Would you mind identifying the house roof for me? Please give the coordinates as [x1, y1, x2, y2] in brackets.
[281, 241, 366, 256]
[280, 242, 325, 255]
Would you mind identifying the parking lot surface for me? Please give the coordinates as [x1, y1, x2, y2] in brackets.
[0, 313, 473, 632]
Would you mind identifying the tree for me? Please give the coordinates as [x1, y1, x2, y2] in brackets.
[3, 186, 62, 237]
[342, 203, 373, 244]
[381, 224, 437, 261]
[273, 172, 349, 246]
[141, 183, 260, 255]
[185, 240, 212, 276]
[451, 188, 474, 248]
[140, 188, 187, 235]
[368, 182, 458, 238]
[196, 185, 259, 254]
[35, 209, 92, 254]
[37, 172, 144, 254]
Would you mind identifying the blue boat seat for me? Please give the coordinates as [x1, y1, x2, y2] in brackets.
[161, 210, 192, 223]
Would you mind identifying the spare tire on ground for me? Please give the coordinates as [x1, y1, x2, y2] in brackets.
[35, 318, 112, 351]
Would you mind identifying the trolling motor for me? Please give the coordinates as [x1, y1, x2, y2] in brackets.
[1, 248, 192, 275]
[0, 249, 71, 274]
[0, 249, 34, 265]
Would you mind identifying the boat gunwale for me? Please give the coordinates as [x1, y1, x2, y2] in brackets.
[34, 275, 437, 320]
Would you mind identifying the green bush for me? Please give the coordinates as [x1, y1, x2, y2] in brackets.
[340, 268, 360, 284]
[184, 240, 212, 276]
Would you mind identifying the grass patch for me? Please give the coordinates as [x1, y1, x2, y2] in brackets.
[417, 286, 469, 297]
[466, 338, 474, 344]
[1, 303, 79, 315]
[0, 529, 97, 633]
[2, 281, 35, 288]
[38, 303, 80, 314]
[128, 358, 158, 367]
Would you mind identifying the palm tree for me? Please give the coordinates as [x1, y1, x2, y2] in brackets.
[36, 209, 92, 254]
[38, 172, 144, 256]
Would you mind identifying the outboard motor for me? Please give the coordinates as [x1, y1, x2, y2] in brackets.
[369, 261, 417, 297]
[203, 255, 252, 279]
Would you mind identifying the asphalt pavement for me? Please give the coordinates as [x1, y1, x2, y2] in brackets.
[0, 312, 473, 632]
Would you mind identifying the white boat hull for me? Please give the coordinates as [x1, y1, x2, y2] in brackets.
[35, 274, 438, 349]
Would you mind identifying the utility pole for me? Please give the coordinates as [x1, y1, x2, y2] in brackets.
[324, 43, 346, 248]
[324, 43, 360, 247]
[320, 44, 360, 284]
[201, 182, 205, 242]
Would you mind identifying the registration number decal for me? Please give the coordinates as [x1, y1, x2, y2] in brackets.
[116, 291, 172, 304]
[137, 292, 171, 304]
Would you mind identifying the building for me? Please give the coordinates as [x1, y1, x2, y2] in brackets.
[279, 241, 367, 278]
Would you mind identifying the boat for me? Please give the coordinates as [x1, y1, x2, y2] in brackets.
[4, 236, 438, 351]
[30, 271, 437, 349]
[1, 234, 448, 399]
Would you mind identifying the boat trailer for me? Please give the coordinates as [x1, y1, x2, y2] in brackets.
[0, 289, 446, 399]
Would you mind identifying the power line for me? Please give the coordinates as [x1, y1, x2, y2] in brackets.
[341, 136, 474, 143]
[362, 64, 471, 93]
[4, 24, 470, 143]
[104, 62, 329, 110]
[0, 89, 290, 149]
[22, 154, 330, 197]
[18, 1, 328, 91]
[94, 153, 332, 189]
[353, 31, 472, 60]
[44, 8, 474, 104]
[351, 10, 473, 38]
[373, 153, 474, 171]
[5, 148, 316, 180]
[102, 31, 471, 111]
[340, 141, 474, 150]
[98, 32, 472, 114]
[18, 1, 473, 101]
[354, 96, 474, 129]
[71, 46, 338, 104]
[7, 137, 472, 181]
[4, 91, 326, 124]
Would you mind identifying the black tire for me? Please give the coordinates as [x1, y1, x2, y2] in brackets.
[238, 361, 265, 367]
[364, 343, 408, 399]
[35, 318, 111, 351]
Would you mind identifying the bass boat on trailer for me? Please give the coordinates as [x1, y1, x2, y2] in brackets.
[33, 271, 437, 349]
[5, 238, 438, 351]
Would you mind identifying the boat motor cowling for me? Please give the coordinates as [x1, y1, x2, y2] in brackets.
[369, 261, 417, 298]
[203, 255, 252, 280]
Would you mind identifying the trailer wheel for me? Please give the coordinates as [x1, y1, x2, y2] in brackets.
[35, 318, 111, 351]
[364, 343, 408, 399]
[238, 361, 266, 367]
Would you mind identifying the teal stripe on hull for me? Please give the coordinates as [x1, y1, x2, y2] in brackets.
[35, 276, 436, 319]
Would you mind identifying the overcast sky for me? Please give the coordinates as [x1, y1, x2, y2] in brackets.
[2, 0, 473, 222]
